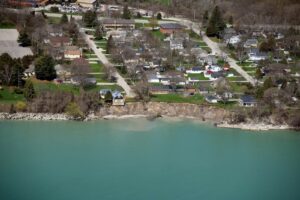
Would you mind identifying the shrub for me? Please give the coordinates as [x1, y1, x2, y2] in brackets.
[65, 102, 85, 120]
[15, 101, 27, 112]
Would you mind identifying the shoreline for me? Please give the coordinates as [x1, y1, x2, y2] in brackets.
[0, 112, 293, 131]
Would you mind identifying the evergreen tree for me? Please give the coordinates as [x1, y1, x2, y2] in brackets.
[94, 25, 104, 40]
[17, 31, 31, 47]
[157, 12, 162, 20]
[60, 13, 68, 24]
[122, 5, 131, 19]
[206, 6, 226, 37]
[255, 68, 263, 79]
[35, 55, 57, 81]
[136, 12, 142, 18]
[104, 91, 113, 103]
[106, 35, 114, 54]
[202, 10, 209, 26]
[83, 10, 97, 27]
[228, 15, 233, 24]
[24, 80, 36, 101]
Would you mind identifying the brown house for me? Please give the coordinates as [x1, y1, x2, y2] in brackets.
[160, 23, 184, 35]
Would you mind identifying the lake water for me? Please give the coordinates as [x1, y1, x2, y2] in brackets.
[0, 119, 300, 200]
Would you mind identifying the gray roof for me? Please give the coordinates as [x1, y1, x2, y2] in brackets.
[102, 18, 135, 25]
[160, 23, 184, 30]
[240, 95, 256, 103]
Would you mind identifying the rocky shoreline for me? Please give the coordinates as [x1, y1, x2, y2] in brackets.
[0, 102, 293, 131]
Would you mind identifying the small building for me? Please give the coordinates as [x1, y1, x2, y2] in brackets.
[248, 48, 268, 62]
[160, 23, 184, 35]
[48, 36, 71, 48]
[244, 39, 258, 48]
[64, 46, 82, 60]
[170, 38, 184, 50]
[102, 19, 135, 31]
[239, 95, 257, 107]
[186, 66, 202, 74]
[8, 0, 49, 7]
[112, 91, 125, 106]
[149, 85, 171, 94]
[76, 0, 96, 8]
[205, 95, 219, 104]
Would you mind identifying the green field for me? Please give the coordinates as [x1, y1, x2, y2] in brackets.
[0, 87, 25, 104]
[151, 94, 205, 104]
[89, 63, 103, 73]
[0, 22, 15, 29]
[151, 30, 166, 41]
[188, 73, 210, 81]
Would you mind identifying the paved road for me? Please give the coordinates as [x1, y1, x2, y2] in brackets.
[168, 17, 257, 86]
[76, 23, 136, 97]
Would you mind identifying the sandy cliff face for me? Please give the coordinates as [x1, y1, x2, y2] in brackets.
[98, 102, 230, 122]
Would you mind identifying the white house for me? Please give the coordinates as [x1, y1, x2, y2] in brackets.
[186, 67, 202, 74]
[205, 65, 222, 72]
[227, 35, 241, 45]
[76, 0, 96, 8]
[248, 49, 268, 61]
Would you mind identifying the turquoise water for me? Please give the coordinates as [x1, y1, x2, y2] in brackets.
[0, 119, 300, 200]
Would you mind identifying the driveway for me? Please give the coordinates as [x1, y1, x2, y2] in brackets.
[77, 23, 136, 97]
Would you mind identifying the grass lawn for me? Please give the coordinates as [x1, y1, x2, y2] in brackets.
[151, 94, 205, 104]
[227, 76, 246, 82]
[90, 74, 107, 82]
[97, 42, 107, 49]
[33, 81, 81, 95]
[84, 53, 98, 59]
[202, 46, 212, 53]
[229, 82, 249, 93]
[151, 30, 166, 41]
[90, 63, 103, 73]
[47, 17, 61, 25]
[188, 73, 210, 81]
[0, 87, 25, 104]
[209, 37, 221, 43]
[93, 84, 124, 92]
[0, 22, 16, 29]
[198, 41, 208, 47]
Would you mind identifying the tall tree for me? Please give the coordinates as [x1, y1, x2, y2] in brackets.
[94, 25, 104, 40]
[206, 6, 226, 37]
[18, 31, 31, 47]
[24, 80, 36, 101]
[202, 10, 209, 26]
[122, 5, 131, 19]
[83, 10, 97, 27]
[106, 35, 115, 54]
[60, 13, 68, 24]
[35, 55, 57, 81]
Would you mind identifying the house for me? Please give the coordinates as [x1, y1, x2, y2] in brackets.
[244, 39, 258, 48]
[160, 23, 184, 35]
[24, 64, 35, 78]
[76, 0, 96, 8]
[203, 55, 218, 65]
[102, 18, 135, 31]
[112, 91, 125, 106]
[48, 36, 71, 48]
[239, 95, 257, 107]
[186, 66, 202, 74]
[64, 46, 82, 60]
[170, 38, 184, 50]
[99, 89, 112, 99]
[248, 48, 268, 61]
[146, 72, 160, 83]
[149, 85, 172, 94]
[8, 0, 49, 7]
[227, 35, 241, 45]
[205, 95, 219, 104]
[205, 65, 222, 73]
[222, 28, 237, 41]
